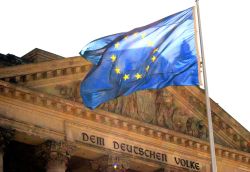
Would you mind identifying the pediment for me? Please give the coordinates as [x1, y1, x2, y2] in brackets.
[0, 50, 249, 153]
[22, 48, 64, 63]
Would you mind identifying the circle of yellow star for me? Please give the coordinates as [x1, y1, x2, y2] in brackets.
[115, 42, 120, 49]
[151, 56, 157, 62]
[135, 73, 142, 79]
[153, 48, 158, 53]
[114, 67, 121, 74]
[123, 74, 130, 80]
[133, 32, 138, 37]
[110, 54, 117, 62]
[141, 33, 146, 39]
[147, 41, 154, 47]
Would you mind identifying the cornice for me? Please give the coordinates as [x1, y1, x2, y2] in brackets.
[185, 86, 250, 139]
[167, 86, 249, 152]
[0, 57, 249, 152]
[0, 80, 249, 166]
[0, 57, 91, 79]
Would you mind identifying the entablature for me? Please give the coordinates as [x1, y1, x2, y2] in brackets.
[0, 56, 249, 153]
[0, 80, 249, 168]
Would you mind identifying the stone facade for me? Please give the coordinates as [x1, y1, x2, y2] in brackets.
[0, 49, 249, 172]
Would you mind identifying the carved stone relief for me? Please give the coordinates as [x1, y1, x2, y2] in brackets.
[186, 117, 207, 140]
[55, 82, 81, 101]
[99, 88, 208, 140]
[37, 81, 81, 101]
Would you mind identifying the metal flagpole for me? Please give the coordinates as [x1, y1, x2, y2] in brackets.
[195, 0, 218, 171]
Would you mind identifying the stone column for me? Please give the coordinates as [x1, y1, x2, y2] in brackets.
[37, 140, 74, 172]
[91, 154, 129, 172]
[0, 127, 15, 172]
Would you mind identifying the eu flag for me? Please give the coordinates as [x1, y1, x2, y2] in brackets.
[80, 7, 199, 109]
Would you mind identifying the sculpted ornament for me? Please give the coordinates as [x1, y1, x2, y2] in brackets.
[36, 140, 75, 163]
[186, 117, 207, 140]
[155, 89, 176, 129]
[172, 109, 188, 133]
[100, 90, 157, 124]
[99, 88, 208, 140]
[54, 82, 81, 101]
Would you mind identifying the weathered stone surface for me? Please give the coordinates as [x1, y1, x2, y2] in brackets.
[0, 49, 249, 171]
[99, 89, 208, 141]
[36, 140, 75, 172]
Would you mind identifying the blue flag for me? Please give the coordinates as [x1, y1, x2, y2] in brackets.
[80, 7, 199, 109]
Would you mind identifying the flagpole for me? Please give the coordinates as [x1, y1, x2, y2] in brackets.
[195, 0, 218, 172]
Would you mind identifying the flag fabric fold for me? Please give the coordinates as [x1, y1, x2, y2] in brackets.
[80, 7, 199, 109]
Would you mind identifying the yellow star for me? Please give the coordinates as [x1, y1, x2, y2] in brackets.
[147, 41, 154, 47]
[146, 65, 150, 72]
[110, 54, 117, 62]
[153, 48, 158, 53]
[115, 67, 121, 74]
[135, 73, 142, 79]
[133, 32, 138, 37]
[115, 42, 120, 49]
[141, 33, 146, 39]
[123, 74, 130, 80]
[124, 35, 128, 39]
[151, 56, 157, 62]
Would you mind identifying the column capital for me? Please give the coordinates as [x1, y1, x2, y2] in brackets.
[91, 154, 129, 172]
[37, 140, 75, 162]
[36, 140, 76, 172]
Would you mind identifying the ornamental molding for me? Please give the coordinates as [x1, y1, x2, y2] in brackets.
[0, 57, 248, 152]
[0, 80, 249, 166]
[0, 57, 90, 79]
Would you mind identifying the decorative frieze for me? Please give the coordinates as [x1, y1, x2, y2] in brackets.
[0, 65, 87, 86]
[0, 81, 250, 166]
[1, 59, 248, 155]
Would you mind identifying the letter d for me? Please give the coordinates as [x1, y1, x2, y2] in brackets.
[82, 133, 89, 141]
[113, 141, 119, 149]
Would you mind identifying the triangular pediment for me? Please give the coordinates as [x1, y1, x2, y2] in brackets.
[0, 49, 249, 154]
[22, 48, 64, 63]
